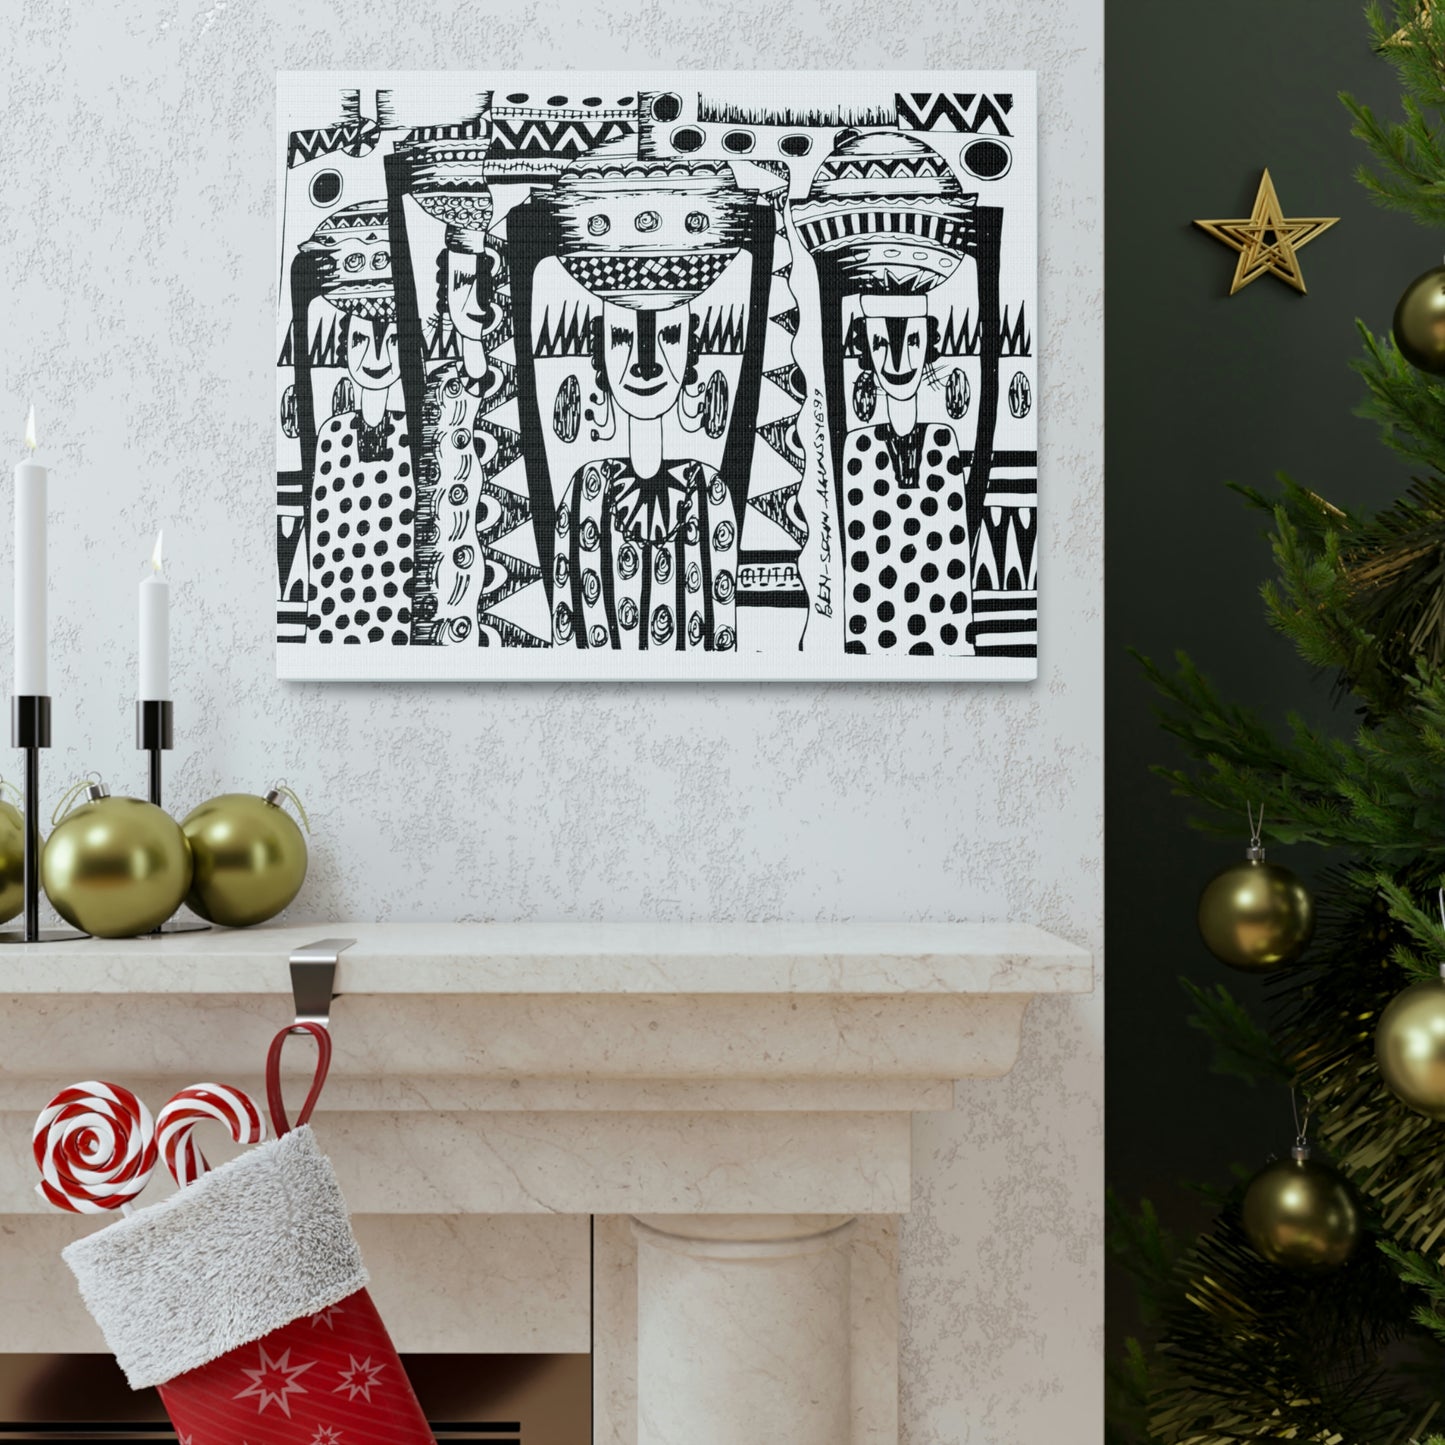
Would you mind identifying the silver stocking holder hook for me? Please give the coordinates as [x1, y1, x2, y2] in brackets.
[289, 937, 356, 1032]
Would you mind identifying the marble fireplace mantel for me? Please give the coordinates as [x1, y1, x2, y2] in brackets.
[0, 921, 1092, 1444]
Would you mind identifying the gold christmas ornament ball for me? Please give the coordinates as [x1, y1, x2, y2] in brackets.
[0, 795, 24, 924]
[181, 788, 308, 928]
[1197, 856, 1314, 972]
[1375, 977, 1445, 1118]
[41, 783, 192, 938]
[1241, 1150, 1361, 1272]
[1394, 265, 1445, 374]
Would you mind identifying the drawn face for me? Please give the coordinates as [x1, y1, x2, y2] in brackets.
[864, 315, 930, 402]
[446, 249, 491, 342]
[345, 317, 400, 393]
[602, 300, 690, 421]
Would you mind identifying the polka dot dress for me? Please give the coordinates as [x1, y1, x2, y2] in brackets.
[553, 458, 739, 651]
[308, 409, 416, 645]
[841, 422, 971, 656]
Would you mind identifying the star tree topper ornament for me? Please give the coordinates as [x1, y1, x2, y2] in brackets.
[1194, 169, 1339, 296]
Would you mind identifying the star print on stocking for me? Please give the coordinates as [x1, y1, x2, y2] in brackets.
[309, 1302, 346, 1330]
[334, 1354, 385, 1403]
[233, 1343, 315, 1417]
[154, 1288, 433, 1441]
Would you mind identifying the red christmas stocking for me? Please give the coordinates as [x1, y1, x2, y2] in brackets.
[62, 1025, 435, 1445]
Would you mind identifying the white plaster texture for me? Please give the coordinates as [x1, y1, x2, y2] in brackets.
[0, 1, 1102, 1441]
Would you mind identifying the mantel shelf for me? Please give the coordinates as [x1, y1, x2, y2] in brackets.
[0, 919, 1091, 996]
[0, 919, 1091, 1222]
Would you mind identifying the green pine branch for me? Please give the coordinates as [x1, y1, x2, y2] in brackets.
[1354, 324, 1445, 477]
[1107, 1338, 1162, 1445]
[1182, 978, 1293, 1085]
[1381, 1243, 1445, 1346]
[1346, 1, 1445, 227]
[1147, 1195, 1438, 1444]
[1140, 643, 1445, 857]
[1108, 1192, 1184, 1329]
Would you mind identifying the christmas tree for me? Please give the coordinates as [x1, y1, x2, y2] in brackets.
[1112, 5, 1445, 1442]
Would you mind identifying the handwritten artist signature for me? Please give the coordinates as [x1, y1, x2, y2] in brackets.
[811, 388, 832, 618]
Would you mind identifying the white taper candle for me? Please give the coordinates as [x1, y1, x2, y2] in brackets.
[14, 406, 47, 697]
[138, 531, 169, 701]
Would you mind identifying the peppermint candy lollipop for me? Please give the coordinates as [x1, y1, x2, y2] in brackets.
[33, 1081, 158, 1215]
[157, 1083, 266, 1187]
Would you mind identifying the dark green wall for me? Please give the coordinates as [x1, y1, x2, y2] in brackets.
[1106, 0, 1426, 1356]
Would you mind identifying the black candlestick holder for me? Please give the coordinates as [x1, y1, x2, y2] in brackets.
[0, 695, 87, 943]
[136, 699, 173, 807]
[136, 699, 209, 935]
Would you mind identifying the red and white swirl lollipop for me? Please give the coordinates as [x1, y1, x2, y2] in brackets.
[33, 1081, 158, 1215]
[157, 1083, 266, 1187]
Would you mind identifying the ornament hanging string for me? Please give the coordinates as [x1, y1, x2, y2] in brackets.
[0, 777, 22, 808]
[270, 780, 310, 833]
[1248, 802, 1264, 852]
[1290, 1087, 1312, 1154]
[1436, 887, 1445, 981]
[51, 773, 104, 826]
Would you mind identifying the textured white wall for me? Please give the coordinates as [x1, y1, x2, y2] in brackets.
[2, 3, 1101, 1440]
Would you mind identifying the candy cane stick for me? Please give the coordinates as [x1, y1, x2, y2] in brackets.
[156, 1083, 266, 1187]
[33, 1082, 158, 1215]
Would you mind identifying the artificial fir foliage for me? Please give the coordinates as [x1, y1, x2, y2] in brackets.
[1113, 4, 1445, 1440]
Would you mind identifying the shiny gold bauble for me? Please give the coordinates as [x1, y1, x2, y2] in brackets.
[1197, 856, 1314, 972]
[42, 786, 192, 937]
[1376, 978, 1445, 1118]
[1393, 265, 1445, 374]
[181, 790, 308, 928]
[0, 798, 24, 924]
[1241, 1151, 1360, 1272]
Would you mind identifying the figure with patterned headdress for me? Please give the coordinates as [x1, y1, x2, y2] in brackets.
[546, 153, 754, 652]
[393, 121, 528, 646]
[396, 118, 502, 386]
[300, 202, 415, 646]
[795, 131, 977, 658]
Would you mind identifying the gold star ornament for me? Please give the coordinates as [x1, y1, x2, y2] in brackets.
[1194, 169, 1339, 296]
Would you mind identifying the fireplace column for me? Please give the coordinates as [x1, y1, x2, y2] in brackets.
[632, 1214, 856, 1445]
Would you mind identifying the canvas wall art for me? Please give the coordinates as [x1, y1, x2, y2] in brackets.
[275, 73, 1038, 680]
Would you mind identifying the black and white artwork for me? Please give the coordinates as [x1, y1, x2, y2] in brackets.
[276, 73, 1037, 680]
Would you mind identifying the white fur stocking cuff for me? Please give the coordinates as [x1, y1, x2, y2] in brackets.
[61, 1125, 368, 1389]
